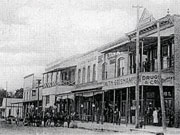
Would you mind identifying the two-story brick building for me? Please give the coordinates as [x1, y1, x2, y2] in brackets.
[41, 13, 180, 126]
[71, 50, 103, 121]
[42, 55, 80, 113]
[98, 14, 178, 125]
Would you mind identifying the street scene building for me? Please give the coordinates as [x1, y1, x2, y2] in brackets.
[40, 12, 179, 127]
[42, 55, 80, 113]
[2, 1, 180, 134]
[0, 98, 23, 118]
[23, 74, 42, 116]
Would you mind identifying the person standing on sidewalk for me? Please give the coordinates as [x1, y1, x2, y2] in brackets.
[158, 107, 162, 126]
[115, 108, 121, 125]
[15, 109, 20, 126]
[153, 107, 158, 126]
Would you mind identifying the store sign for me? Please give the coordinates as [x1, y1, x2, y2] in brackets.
[141, 73, 174, 86]
[103, 74, 137, 90]
[103, 73, 174, 90]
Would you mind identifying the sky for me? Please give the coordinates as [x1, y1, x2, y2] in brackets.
[0, 0, 179, 91]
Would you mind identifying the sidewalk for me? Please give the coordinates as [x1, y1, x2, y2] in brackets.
[75, 121, 180, 134]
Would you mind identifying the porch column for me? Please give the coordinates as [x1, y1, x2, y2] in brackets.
[101, 91, 104, 124]
[92, 92, 95, 122]
[113, 89, 116, 124]
[141, 86, 144, 123]
[126, 88, 129, 126]
[157, 21, 166, 130]
[78, 94, 81, 120]
[67, 95, 69, 115]
[141, 41, 144, 72]
[74, 94, 76, 113]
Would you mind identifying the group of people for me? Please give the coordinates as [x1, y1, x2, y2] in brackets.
[23, 107, 74, 127]
[104, 107, 121, 125]
[145, 106, 174, 127]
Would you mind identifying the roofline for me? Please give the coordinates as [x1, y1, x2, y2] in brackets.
[43, 65, 77, 74]
[24, 73, 34, 79]
[100, 40, 130, 53]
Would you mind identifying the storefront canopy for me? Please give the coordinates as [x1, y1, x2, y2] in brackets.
[56, 93, 74, 100]
[75, 90, 103, 97]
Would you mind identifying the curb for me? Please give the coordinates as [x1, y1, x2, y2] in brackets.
[77, 126, 119, 132]
[130, 128, 164, 135]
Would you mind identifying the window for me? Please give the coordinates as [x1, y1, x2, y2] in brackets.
[52, 72, 57, 82]
[46, 95, 50, 105]
[71, 69, 75, 82]
[87, 66, 90, 82]
[92, 64, 96, 81]
[117, 57, 125, 77]
[47, 73, 52, 83]
[43, 74, 47, 83]
[102, 62, 107, 80]
[82, 67, 86, 83]
[78, 69, 81, 84]
[32, 90, 36, 96]
[162, 45, 168, 57]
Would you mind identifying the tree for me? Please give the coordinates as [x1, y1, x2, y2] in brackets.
[0, 89, 8, 106]
[14, 88, 23, 98]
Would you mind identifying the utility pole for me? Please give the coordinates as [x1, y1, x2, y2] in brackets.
[37, 79, 41, 111]
[157, 21, 166, 131]
[132, 5, 142, 128]
[5, 81, 8, 118]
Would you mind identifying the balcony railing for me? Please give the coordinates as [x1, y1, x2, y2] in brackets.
[43, 80, 75, 88]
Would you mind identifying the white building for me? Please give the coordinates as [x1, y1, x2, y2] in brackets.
[0, 98, 23, 118]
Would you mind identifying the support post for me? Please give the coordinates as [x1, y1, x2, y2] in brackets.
[133, 5, 142, 128]
[141, 41, 144, 72]
[157, 21, 166, 130]
[101, 91, 104, 124]
[113, 89, 116, 124]
[92, 92, 94, 122]
[126, 88, 129, 126]
[141, 86, 144, 124]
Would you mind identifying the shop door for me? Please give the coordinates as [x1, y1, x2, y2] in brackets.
[146, 99, 155, 108]
[121, 100, 126, 117]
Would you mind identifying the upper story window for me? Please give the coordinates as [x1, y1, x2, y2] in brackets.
[102, 62, 107, 80]
[71, 69, 75, 82]
[92, 64, 96, 81]
[47, 73, 52, 83]
[32, 90, 36, 96]
[52, 72, 57, 82]
[82, 67, 86, 83]
[117, 57, 125, 77]
[78, 69, 81, 84]
[43, 74, 47, 84]
[87, 66, 91, 82]
[162, 45, 168, 57]
[62, 72, 68, 81]
[46, 95, 50, 105]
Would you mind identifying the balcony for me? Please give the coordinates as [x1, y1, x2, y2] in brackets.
[43, 80, 75, 89]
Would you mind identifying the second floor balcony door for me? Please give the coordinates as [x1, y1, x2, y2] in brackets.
[117, 57, 125, 77]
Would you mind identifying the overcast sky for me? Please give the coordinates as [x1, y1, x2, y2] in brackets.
[0, 0, 179, 91]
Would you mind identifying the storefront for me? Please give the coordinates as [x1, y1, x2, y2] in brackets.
[55, 92, 74, 115]
[102, 72, 174, 124]
[72, 82, 104, 122]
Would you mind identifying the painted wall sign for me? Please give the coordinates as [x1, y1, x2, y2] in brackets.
[103, 72, 174, 90]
